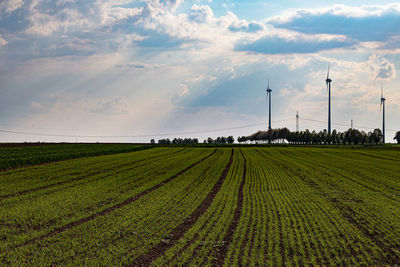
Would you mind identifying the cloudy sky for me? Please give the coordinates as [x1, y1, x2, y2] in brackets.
[0, 0, 399, 142]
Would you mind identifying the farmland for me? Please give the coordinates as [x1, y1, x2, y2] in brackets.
[1, 145, 400, 265]
[0, 143, 151, 171]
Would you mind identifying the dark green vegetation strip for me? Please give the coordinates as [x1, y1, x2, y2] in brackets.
[0, 143, 152, 171]
[1, 146, 400, 265]
[0, 148, 184, 200]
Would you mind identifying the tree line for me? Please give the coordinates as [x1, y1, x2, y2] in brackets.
[152, 130, 400, 145]
[152, 136, 235, 145]
[238, 128, 400, 145]
[154, 138, 199, 144]
[203, 136, 235, 144]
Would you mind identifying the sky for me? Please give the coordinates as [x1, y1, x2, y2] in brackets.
[0, 0, 399, 143]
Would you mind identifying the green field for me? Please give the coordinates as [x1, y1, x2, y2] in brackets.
[0, 143, 151, 171]
[1, 145, 400, 265]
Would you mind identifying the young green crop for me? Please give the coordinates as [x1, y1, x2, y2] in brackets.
[0, 143, 153, 171]
[1, 146, 399, 265]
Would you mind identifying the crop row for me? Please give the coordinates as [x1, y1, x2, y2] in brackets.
[149, 149, 245, 266]
[1, 146, 399, 265]
[0, 147, 188, 198]
[1, 148, 232, 265]
[0, 143, 152, 171]
[258, 147, 400, 264]
[144, 146, 400, 265]
[0, 147, 211, 253]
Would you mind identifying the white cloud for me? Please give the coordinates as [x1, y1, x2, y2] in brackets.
[189, 4, 214, 23]
[0, 0, 24, 14]
[368, 54, 396, 80]
[269, 4, 400, 23]
[30, 101, 44, 110]
[25, 6, 91, 36]
[1, 1, 400, 142]
[179, 83, 189, 96]
[236, 28, 356, 55]
[269, 4, 400, 42]
[0, 36, 8, 46]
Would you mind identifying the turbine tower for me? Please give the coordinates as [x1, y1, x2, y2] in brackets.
[266, 78, 272, 130]
[325, 64, 332, 134]
[296, 111, 299, 132]
[380, 84, 386, 144]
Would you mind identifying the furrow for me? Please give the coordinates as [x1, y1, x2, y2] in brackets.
[131, 149, 234, 266]
[211, 149, 246, 266]
[268, 150, 399, 264]
[14, 149, 217, 249]
[0, 149, 186, 200]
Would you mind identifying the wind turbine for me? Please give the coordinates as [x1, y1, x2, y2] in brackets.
[266, 77, 272, 131]
[325, 64, 332, 134]
[380, 84, 386, 144]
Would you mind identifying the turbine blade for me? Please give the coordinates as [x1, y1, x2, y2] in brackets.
[380, 101, 382, 111]
[327, 63, 330, 79]
[381, 83, 383, 98]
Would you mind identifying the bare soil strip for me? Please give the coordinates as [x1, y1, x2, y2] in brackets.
[15, 149, 217, 249]
[0, 149, 185, 200]
[211, 149, 246, 266]
[131, 149, 234, 266]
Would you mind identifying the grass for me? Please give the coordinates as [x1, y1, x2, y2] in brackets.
[0, 143, 152, 171]
[0, 145, 399, 265]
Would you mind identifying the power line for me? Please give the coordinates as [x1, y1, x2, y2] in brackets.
[0, 118, 295, 139]
[300, 117, 397, 132]
[1, 116, 395, 139]
[0, 125, 261, 138]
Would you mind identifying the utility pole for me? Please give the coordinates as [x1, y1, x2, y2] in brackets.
[351, 119, 353, 129]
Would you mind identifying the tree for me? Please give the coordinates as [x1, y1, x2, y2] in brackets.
[150, 139, 155, 144]
[367, 131, 374, 144]
[394, 131, 400, 144]
[372, 128, 383, 144]
[207, 137, 213, 144]
[331, 130, 337, 145]
[349, 129, 361, 145]
[311, 131, 317, 144]
[157, 138, 171, 144]
[344, 130, 351, 145]
[360, 131, 367, 145]
[227, 136, 235, 144]
[238, 136, 247, 143]
[326, 132, 332, 145]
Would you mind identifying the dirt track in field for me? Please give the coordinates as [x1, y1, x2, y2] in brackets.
[211, 149, 246, 266]
[0, 149, 186, 200]
[131, 149, 234, 266]
[14, 149, 217, 249]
